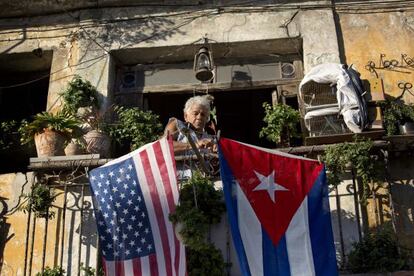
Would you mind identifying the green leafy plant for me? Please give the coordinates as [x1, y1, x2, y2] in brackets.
[22, 184, 56, 219]
[186, 243, 226, 276]
[19, 111, 81, 145]
[61, 75, 99, 115]
[80, 263, 99, 276]
[109, 106, 163, 150]
[322, 138, 382, 203]
[0, 120, 19, 150]
[259, 102, 301, 146]
[36, 266, 65, 276]
[347, 226, 409, 273]
[379, 99, 414, 135]
[169, 171, 226, 276]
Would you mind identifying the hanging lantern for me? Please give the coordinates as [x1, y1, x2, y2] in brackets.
[194, 46, 214, 82]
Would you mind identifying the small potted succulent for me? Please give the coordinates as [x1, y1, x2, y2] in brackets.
[379, 99, 414, 135]
[19, 111, 81, 157]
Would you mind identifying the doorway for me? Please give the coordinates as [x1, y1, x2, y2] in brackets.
[146, 89, 274, 148]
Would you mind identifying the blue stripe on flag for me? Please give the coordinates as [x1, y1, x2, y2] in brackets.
[307, 168, 338, 276]
[218, 150, 252, 276]
[263, 231, 291, 276]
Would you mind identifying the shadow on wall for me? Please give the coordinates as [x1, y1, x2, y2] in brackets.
[0, 196, 12, 275]
[390, 180, 414, 249]
[57, 185, 97, 275]
[330, 208, 359, 265]
[12, 180, 98, 275]
[76, 15, 186, 57]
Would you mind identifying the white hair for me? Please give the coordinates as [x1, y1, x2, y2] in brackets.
[183, 95, 214, 115]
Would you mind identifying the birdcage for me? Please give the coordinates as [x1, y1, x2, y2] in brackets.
[300, 81, 351, 137]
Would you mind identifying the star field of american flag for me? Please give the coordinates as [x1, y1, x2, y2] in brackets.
[89, 157, 155, 261]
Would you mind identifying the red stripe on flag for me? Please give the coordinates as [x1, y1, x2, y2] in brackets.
[102, 258, 108, 276]
[133, 258, 141, 275]
[150, 254, 159, 276]
[140, 149, 173, 276]
[167, 136, 178, 176]
[153, 141, 181, 275]
[115, 260, 124, 276]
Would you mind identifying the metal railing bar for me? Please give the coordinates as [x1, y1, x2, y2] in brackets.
[60, 183, 69, 269]
[28, 216, 37, 276]
[351, 170, 363, 241]
[77, 183, 85, 276]
[23, 208, 32, 276]
[371, 181, 380, 227]
[334, 184, 346, 268]
[41, 211, 49, 273]
[43, 179, 90, 187]
[381, 150, 398, 234]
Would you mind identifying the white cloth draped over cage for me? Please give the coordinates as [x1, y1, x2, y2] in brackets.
[299, 63, 368, 134]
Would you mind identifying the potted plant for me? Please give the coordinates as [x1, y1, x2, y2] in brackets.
[60, 75, 100, 116]
[19, 111, 81, 157]
[81, 108, 113, 158]
[1, 120, 20, 151]
[109, 106, 163, 151]
[379, 99, 414, 136]
[59, 75, 114, 157]
[259, 102, 301, 147]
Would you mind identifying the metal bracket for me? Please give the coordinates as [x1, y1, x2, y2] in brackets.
[181, 127, 211, 175]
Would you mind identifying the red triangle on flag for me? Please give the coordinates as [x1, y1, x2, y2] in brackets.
[220, 138, 323, 246]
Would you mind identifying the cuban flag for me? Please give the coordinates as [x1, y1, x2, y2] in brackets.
[218, 138, 337, 276]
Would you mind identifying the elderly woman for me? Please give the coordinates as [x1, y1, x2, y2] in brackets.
[164, 95, 216, 154]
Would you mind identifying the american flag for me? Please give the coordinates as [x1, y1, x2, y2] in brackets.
[89, 137, 186, 276]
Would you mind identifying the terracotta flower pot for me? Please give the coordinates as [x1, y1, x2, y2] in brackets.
[83, 130, 111, 158]
[64, 139, 85, 156]
[34, 129, 66, 157]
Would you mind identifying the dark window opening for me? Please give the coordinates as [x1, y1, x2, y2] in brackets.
[0, 69, 50, 173]
[284, 95, 303, 146]
[0, 71, 49, 121]
[146, 89, 275, 148]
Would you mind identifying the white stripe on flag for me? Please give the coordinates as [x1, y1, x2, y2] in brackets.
[237, 182, 263, 276]
[178, 243, 186, 276]
[285, 197, 316, 276]
[160, 138, 179, 204]
[124, 259, 134, 275]
[141, 256, 151, 275]
[147, 145, 177, 276]
[104, 260, 115, 276]
[134, 153, 166, 275]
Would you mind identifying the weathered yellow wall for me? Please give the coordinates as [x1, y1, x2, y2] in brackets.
[338, 11, 414, 252]
[339, 11, 414, 103]
[0, 173, 32, 275]
[0, 173, 97, 275]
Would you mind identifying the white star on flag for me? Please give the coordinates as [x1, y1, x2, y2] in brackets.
[253, 170, 288, 202]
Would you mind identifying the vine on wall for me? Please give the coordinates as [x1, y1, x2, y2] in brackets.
[322, 138, 383, 204]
